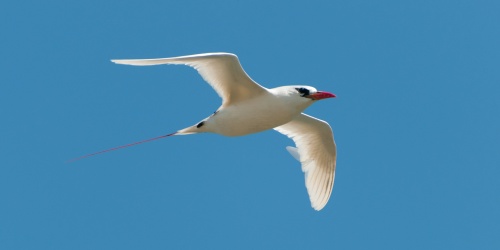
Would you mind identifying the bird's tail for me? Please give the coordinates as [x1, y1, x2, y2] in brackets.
[176, 125, 199, 135]
[68, 131, 180, 162]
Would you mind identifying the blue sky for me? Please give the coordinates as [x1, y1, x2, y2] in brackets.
[1, 0, 499, 249]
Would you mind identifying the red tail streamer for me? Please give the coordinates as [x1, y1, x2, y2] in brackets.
[68, 132, 177, 163]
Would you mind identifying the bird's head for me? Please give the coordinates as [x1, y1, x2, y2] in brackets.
[272, 85, 336, 111]
[293, 86, 336, 100]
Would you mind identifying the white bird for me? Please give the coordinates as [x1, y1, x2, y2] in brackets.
[76, 53, 337, 211]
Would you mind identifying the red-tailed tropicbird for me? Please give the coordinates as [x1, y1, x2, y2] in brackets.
[76, 53, 337, 211]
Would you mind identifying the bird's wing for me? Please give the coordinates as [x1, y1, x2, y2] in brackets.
[274, 113, 336, 211]
[111, 53, 267, 106]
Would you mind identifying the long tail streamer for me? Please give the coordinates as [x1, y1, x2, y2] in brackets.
[68, 132, 178, 163]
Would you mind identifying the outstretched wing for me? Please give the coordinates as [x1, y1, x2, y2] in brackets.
[112, 53, 267, 106]
[274, 113, 336, 211]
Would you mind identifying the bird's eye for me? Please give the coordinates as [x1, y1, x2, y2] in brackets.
[295, 87, 310, 97]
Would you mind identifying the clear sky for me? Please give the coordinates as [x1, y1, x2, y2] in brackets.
[1, 0, 499, 249]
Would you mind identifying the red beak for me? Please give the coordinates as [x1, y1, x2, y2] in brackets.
[309, 91, 336, 100]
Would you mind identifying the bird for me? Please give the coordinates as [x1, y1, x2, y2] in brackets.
[76, 52, 337, 211]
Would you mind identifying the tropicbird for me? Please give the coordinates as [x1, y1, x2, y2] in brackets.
[77, 52, 337, 211]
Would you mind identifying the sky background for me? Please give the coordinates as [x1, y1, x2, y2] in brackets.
[1, 0, 499, 249]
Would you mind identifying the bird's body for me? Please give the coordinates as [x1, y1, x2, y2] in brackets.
[180, 86, 315, 136]
[90, 52, 338, 211]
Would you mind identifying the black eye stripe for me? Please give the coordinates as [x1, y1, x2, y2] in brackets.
[295, 87, 310, 96]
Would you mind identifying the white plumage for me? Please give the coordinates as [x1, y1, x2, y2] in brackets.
[111, 52, 337, 211]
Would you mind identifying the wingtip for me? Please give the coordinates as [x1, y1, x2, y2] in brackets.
[312, 203, 326, 211]
[110, 59, 138, 65]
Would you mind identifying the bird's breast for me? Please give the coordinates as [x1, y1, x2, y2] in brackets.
[209, 97, 298, 136]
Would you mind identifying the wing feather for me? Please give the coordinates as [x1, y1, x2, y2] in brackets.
[111, 53, 267, 105]
[274, 113, 336, 211]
